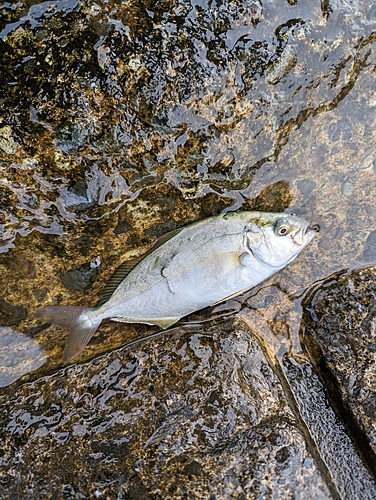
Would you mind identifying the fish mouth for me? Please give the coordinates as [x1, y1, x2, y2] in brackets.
[293, 223, 319, 246]
[302, 223, 320, 240]
[306, 224, 320, 234]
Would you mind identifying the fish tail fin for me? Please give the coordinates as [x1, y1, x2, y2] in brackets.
[35, 306, 102, 362]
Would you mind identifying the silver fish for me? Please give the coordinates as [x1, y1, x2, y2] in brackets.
[36, 211, 317, 362]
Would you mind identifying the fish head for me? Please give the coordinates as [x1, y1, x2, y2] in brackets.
[243, 212, 317, 269]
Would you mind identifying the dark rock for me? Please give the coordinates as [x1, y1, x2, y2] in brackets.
[365, 231, 376, 247]
[363, 231, 376, 261]
[296, 179, 317, 196]
[182, 460, 204, 477]
[363, 395, 376, 419]
[33, 288, 47, 302]
[113, 220, 133, 235]
[302, 266, 376, 463]
[0, 253, 35, 278]
[0, 319, 330, 499]
[250, 180, 293, 212]
[60, 263, 100, 293]
[144, 221, 176, 237]
[64, 180, 95, 212]
[0, 297, 27, 326]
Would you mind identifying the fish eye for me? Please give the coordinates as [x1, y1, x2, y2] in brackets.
[278, 226, 289, 235]
[275, 221, 291, 236]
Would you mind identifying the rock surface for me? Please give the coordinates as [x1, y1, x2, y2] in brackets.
[0, 319, 331, 499]
[0, 0, 376, 498]
[302, 266, 376, 471]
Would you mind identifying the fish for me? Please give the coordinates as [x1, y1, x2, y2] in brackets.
[36, 211, 317, 362]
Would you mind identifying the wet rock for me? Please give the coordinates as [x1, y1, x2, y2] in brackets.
[280, 354, 376, 499]
[362, 231, 376, 261]
[341, 178, 355, 197]
[240, 297, 376, 499]
[113, 220, 133, 235]
[64, 180, 95, 212]
[296, 179, 317, 197]
[32, 288, 47, 303]
[0, 297, 27, 326]
[302, 266, 376, 463]
[250, 180, 293, 212]
[61, 262, 100, 293]
[0, 0, 376, 497]
[0, 0, 375, 251]
[0, 319, 331, 499]
[0, 252, 35, 278]
[0, 126, 18, 154]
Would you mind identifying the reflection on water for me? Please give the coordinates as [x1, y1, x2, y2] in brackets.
[0, 327, 46, 387]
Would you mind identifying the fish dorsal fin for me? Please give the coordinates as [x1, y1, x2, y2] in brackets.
[97, 257, 142, 306]
[150, 227, 183, 251]
[97, 227, 183, 306]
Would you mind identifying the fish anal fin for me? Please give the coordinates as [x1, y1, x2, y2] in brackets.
[97, 227, 183, 306]
[111, 316, 181, 329]
[154, 318, 180, 329]
[211, 287, 249, 306]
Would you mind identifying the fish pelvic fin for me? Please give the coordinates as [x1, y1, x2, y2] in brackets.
[35, 306, 101, 363]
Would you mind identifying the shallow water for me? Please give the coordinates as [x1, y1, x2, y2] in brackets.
[0, 0, 375, 376]
[0, 0, 376, 497]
